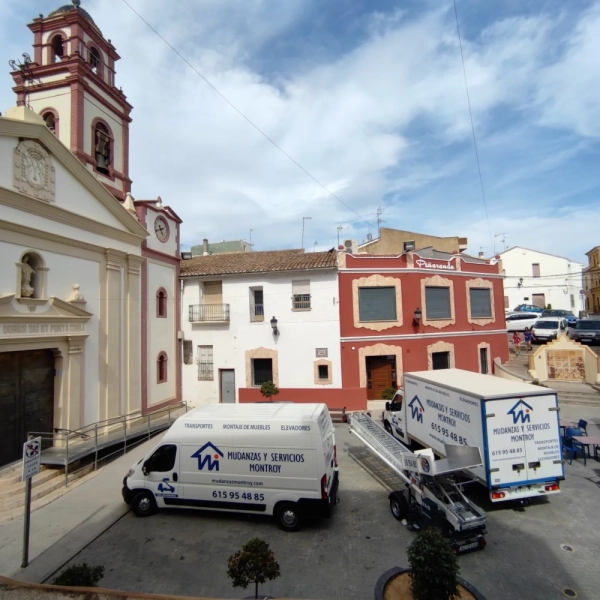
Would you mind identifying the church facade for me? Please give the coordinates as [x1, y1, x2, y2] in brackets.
[0, 2, 181, 468]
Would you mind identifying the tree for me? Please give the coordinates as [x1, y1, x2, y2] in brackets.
[52, 563, 105, 587]
[407, 528, 459, 600]
[260, 381, 279, 401]
[227, 538, 281, 600]
[381, 387, 396, 400]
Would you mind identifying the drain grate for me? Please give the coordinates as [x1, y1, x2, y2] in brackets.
[562, 588, 577, 598]
[560, 544, 574, 552]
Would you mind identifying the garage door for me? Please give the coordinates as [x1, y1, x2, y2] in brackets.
[0, 350, 55, 468]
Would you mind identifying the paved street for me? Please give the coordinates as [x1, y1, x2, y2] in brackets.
[58, 424, 600, 600]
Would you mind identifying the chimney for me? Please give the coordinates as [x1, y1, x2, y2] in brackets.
[478, 251, 484, 258]
[203, 239, 209, 256]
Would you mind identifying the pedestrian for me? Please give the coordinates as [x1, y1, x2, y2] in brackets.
[512, 330, 522, 355]
[524, 327, 533, 352]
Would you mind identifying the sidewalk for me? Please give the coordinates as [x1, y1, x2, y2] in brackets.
[0, 433, 164, 583]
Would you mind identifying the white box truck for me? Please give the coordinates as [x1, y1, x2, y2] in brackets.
[382, 369, 563, 503]
[122, 403, 339, 531]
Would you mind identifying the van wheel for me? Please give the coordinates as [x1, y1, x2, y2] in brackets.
[389, 493, 408, 521]
[132, 491, 157, 517]
[384, 421, 392, 434]
[276, 503, 301, 532]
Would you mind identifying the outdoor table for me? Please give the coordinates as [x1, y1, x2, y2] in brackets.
[559, 419, 571, 436]
[571, 435, 600, 460]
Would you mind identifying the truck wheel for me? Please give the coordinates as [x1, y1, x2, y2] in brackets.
[275, 503, 301, 532]
[389, 493, 408, 521]
[131, 491, 157, 517]
[384, 421, 392, 434]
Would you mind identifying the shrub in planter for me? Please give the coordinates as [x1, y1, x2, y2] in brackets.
[227, 537, 280, 600]
[260, 381, 279, 401]
[407, 528, 459, 600]
[52, 563, 105, 587]
[381, 388, 396, 400]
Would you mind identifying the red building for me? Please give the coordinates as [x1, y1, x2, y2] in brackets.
[338, 248, 509, 401]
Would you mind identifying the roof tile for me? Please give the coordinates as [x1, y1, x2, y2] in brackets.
[180, 249, 338, 277]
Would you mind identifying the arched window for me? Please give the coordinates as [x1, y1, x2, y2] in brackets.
[89, 47, 100, 74]
[51, 35, 64, 63]
[94, 122, 112, 175]
[42, 111, 57, 135]
[156, 288, 167, 318]
[157, 352, 168, 384]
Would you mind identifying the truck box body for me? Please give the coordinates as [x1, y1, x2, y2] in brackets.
[384, 369, 563, 502]
[123, 403, 338, 530]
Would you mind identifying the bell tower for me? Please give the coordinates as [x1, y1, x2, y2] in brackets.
[10, 0, 132, 201]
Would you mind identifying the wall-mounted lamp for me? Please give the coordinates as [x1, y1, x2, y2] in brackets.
[270, 316, 279, 335]
[413, 307, 422, 326]
[518, 277, 523, 287]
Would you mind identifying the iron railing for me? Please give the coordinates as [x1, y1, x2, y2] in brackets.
[197, 360, 214, 380]
[28, 401, 187, 486]
[250, 303, 264, 322]
[292, 295, 311, 310]
[189, 304, 230, 322]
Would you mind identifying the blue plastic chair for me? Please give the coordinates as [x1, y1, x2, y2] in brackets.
[564, 427, 586, 465]
[576, 419, 588, 435]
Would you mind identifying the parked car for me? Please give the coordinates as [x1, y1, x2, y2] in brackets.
[506, 312, 541, 331]
[511, 304, 545, 314]
[571, 318, 600, 345]
[542, 309, 577, 327]
[531, 317, 569, 343]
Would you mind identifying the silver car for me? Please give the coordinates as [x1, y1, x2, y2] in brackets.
[531, 317, 568, 343]
[571, 318, 600, 344]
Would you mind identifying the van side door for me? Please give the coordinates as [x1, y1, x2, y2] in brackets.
[143, 444, 181, 504]
[386, 392, 407, 443]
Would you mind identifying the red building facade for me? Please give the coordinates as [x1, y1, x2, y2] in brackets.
[338, 249, 509, 401]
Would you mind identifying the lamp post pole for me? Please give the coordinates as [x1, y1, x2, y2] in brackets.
[301, 217, 312, 250]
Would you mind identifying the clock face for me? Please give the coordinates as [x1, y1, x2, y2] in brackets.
[154, 217, 169, 242]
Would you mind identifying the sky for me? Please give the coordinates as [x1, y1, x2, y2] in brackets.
[1, 0, 599, 264]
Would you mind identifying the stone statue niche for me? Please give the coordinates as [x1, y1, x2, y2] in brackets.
[19, 252, 43, 298]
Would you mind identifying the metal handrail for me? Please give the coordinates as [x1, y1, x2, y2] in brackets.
[28, 401, 188, 486]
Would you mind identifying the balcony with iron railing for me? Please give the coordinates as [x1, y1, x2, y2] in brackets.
[250, 303, 264, 322]
[292, 294, 311, 310]
[189, 303, 230, 323]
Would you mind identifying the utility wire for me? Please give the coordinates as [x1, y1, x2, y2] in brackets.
[120, 0, 374, 230]
[453, 0, 494, 249]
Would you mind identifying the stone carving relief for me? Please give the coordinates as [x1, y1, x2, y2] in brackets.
[13, 139, 56, 202]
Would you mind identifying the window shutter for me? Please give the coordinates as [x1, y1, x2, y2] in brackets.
[470, 288, 492, 318]
[425, 287, 451, 319]
[358, 287, 397, 321]
[183, 340, 193, 364]
[532, 263, 540, 277]
[292, 280, 310, 295]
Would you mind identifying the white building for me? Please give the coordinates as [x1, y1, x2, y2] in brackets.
[180, 250, 343, 406]
[499, 247, 584, 314]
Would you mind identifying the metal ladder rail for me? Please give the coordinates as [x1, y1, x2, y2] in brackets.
[348, 412, 416, 487]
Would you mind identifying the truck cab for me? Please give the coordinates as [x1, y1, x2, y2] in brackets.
[383, 390, 408, 444]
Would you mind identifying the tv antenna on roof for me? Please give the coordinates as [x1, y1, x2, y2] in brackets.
[9, 53, 41, 109]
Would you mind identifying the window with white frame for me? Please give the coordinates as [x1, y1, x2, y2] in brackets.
[197, 345, 213, 380]
[292, 279, 311, 310]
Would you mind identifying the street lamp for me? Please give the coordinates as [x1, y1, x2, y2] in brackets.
[270, 316, 279, 335]
[413, 307, 422, 326]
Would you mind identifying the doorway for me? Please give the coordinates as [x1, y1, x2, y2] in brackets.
[432, 351, 450, 370]
[219, 369, 235, 403]
[0, 349, 55, 467]
[366, 356, 397, 400]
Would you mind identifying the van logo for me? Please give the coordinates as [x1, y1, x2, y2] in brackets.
[158, 478, 175, 493]
[191, 442, 224, 471]
[508, 399, 533, 424]
[408, 395, 424, 423]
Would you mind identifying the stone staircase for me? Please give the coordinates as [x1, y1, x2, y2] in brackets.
[0, 462, 96, 524]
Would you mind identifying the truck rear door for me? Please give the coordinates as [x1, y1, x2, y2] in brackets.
[485, 394, 562, 489]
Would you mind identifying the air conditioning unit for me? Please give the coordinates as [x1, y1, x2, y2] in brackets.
[343, 239, 358, 254]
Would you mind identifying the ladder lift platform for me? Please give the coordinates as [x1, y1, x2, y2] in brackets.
[348, 411, 487, 553]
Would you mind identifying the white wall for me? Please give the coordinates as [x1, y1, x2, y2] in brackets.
[28, 89, 72, 149]
[501, 247, 584, 313]
[0, 240, 101, 425]
[147, 260, 177, 407]
[181, 270, 341, 406]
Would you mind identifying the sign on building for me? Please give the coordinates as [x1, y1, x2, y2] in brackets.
[316, 348, 328, 358]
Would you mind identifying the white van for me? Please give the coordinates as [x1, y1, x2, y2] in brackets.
[122, 403, 339, 531]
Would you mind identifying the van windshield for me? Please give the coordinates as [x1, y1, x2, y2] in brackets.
[576, 321, 600, 330]
[536, 321, 559, 330]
